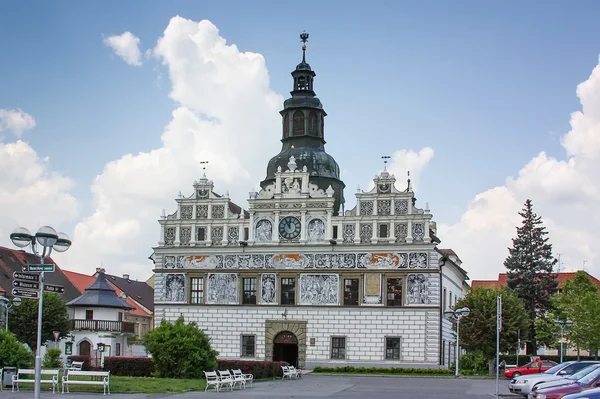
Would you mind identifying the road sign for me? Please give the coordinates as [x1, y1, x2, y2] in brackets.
[53, 331, 60, 341]
[44, 284, 65, 294]
[13, 280, 40, 290]
[13, 271, 40, 282]
[12, 288, 39, 299]
[24, 264, 55, 273]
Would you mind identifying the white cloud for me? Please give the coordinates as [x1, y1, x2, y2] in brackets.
[103, 32, 143, 66]
[0, 109, 36, 138]
[67, 17, 282, 278]
[439, 60, 600, 281]
[0, 140, 79, 248]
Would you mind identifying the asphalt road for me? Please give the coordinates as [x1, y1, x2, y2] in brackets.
[2, 375, 515, 398]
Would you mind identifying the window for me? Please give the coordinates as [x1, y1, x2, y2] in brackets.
[85, 310, 93, 320]
[379, 224, 388, 238]
[443, 288, 447, 311]
[116, 343, 121, 356]
[449, 292, 453, 308]
[331, 337, 346, 359]
[281, 278, 296, 305]
[344, 279, 359, 306]
[244, 227, 249, 241]
[196, 227, 206, 242]
[190, 277, 204, 304]
[118, 312, 123, 321]
[385, 337, 401, 360]
[241, 335, 255, 357]
[309, 111, 318, 135]
[441, 340, 446, 364]
[242, 278, 257, 304]
[332, 226, 338, 239]
[283, 113, 289, 136]
[386, 278, 403, 306]
[293, 111, 304, 135]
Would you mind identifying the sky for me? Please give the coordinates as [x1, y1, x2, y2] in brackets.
[1, 1, 600, 282]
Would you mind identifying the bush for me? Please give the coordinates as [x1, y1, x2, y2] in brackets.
[144, 316, 218, 378]
[43, 348, 64, 369]
[311, 366, 453, 375]
[459, 351, 488, 375]
[66, 355, 91, 370]
[217, 360, 288, 379]
[103, 356, 154, 377]
[0, 330, 32, 368]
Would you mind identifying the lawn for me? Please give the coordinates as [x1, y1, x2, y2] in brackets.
[13, 375, 207, 394]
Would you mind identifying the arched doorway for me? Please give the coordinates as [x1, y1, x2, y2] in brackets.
[273, 331, 299, 367]
[79, 340, 91, 356]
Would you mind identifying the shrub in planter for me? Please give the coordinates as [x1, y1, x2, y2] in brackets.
[103, 356, 154, 377]
[217, 360, 289, 379]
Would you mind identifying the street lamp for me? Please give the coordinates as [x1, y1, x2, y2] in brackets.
[444, 306, 471, 378]
[554, 319, 573, 364]
[0, 296, 22, 331]
[10, 226, 71, 399]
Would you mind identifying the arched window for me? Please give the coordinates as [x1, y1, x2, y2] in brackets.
[283, 113, 289, 137]
[297, 76, 307, 90]
[293, 111, 304, 135]
[309, 111, 318, 135]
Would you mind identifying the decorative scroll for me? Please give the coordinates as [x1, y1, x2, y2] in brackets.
[163, 274, 185, 302]
[255, 219, 272, 243]
[342, 224, 355, 243]
[307, 218, 326, 243]
[395, 199, 409, 215]
[212, 205, 225, 219]
[164, 228, 175, 245]
[180, 227, 191, 245]
[211, 227, 223, 245]
[164, 251, 429, 270]
[412, 223, 425, 241]
[395, 223, 408, 242]
[377, 200, 391, 216]
[260, 273, 277, 304]
[196, 205, 208, 219]
[406, 273, 431, 305]
[360, 201, 374, 215]
[360, 224, 372, 243]
[206, 273, 238, 304]
[299, 274, 339, 305]
[180, 205, 193, 219]
[228, 226, 239, 245]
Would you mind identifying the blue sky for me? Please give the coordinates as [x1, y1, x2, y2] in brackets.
[1, 1, 599, 279]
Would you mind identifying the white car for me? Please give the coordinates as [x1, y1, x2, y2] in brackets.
[509, 361, 600, 397]
[528, 364, 600, 399]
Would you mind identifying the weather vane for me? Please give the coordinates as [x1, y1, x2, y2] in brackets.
[382, 155, 391, 170]
[200, 160, 208, 176]
[300, 31, 309, 44]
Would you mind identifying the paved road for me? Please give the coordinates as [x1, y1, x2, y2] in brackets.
[2, 375, 515, 399]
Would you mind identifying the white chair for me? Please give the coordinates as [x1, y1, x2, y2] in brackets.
[204, 371, 220, 393]
[218, 370, 234, 391]
[281, 365, 294, 380]
[230, 369, 246, 390]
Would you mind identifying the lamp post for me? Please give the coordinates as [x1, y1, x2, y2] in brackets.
[0, 296, 22, 331]
[10, 226, 71, 399]
[444, 306, 471, 378]
[554, 319, 573, 363]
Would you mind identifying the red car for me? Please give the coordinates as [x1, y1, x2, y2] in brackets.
[505, 360, 558, 378]
[531, 365, 600, 399]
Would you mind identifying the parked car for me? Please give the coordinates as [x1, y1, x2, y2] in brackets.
[505, 360, 558, 378]
[509, 361, 600, 397]
[530, 365, 600, 397]
[530, 364, 600, 399]
[562, 387, 600, 399]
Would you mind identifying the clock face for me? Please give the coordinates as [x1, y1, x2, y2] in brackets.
[197, 189, 209, 198]
[378, 184, 391, 193]
[278, 216, 301, 240]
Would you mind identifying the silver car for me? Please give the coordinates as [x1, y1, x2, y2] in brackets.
[509, 362, 598, 397]
[529, 364, 600, 399]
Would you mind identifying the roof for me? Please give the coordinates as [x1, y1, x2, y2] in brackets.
[102, 273, 155, 312]
[471, 272, 600, 289]
[437, 248, 469, 280]
[438, 249, 463, 264]
[0, 246, 81, 301]
[66, 272, 135, 310]
[64, 270, 151, 317]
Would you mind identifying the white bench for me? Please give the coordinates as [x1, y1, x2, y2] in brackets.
[231, 369, 254, 389]
[281, 365, 300, 380]
[65, 361, 84, 372]
[218, 370, 234, 391]
[62, 370, 110, 395]
[204, 371, 221, 393]
[12, 369, 60, 393]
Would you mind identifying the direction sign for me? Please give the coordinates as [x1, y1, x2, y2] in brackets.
[13, 271, 40, 282]
[13, 280, 40, 290]
[24, 264, 55, 273]
[12, 288, 40, 299]
[44, 284, 65, 294]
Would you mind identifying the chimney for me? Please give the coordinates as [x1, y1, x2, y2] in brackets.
[96, 267, 105, 273]
[123, 274, 130, 280]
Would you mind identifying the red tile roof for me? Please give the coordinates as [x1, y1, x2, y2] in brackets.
[471, 272, 600, 289]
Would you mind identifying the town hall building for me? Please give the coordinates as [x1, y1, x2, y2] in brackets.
[150, 34, 469, 368]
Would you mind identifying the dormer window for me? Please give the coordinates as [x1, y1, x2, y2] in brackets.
[283, 113, 290, 137]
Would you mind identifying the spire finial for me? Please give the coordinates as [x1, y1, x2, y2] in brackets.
[199, 160, 209, 177]
[300, 31, 309, 63]
[407, 170, 412, 191]
[382, 155, 391, 171]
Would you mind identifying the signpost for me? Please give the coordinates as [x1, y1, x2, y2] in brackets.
[24, 264, 55, 273]
[13, 271, 40, 282]
[12, 288, 40, 299]
[44, 284, 65, 294]
[13, 280, 40, 290]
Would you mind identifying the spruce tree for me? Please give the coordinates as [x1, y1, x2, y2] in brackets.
[504, 199, 558, 355]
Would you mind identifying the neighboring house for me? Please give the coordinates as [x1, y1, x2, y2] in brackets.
[63, 269, 153, 356]
[64, 271, 136, 367]
[150, 39, 469, 369]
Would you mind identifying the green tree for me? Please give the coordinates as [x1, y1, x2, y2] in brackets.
[144, 316, 218, 378]
[0, 330, 33, 368]
[505, 199, 558, 354]
[9, 292, 71, 350]
[457, 287, 529, 374]
[554, 271, 600, 358]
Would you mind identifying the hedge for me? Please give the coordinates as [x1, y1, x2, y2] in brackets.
[103, 356, 155, 377]
[312, 366, 453, 375]
[500, 354, 599, 367]
[217, 360, 289, 379]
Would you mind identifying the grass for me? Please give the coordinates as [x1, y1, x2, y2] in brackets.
[12, 376, 207, 394]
